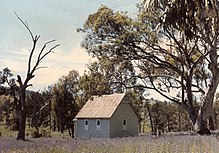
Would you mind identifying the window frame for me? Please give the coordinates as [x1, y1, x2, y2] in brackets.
[84, 119, 89, 130]
[96, 119, 101, 131]
[122, 119, 127, 130]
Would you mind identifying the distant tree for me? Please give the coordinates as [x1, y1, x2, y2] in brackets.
[149, 100, 192, 134]
[51, 70, 79, 137]
[79, 62, 111, 101]
[0, 68, 17, 95]
[79, 57, 137, 103]
[14, 13, 59, 140]
[0, 97, 11, 127]
[151, 101, 167, 134]
[127, 87, 145, 113]
[26, 90, 52, 135]
[142, 99, 153, 133]
[126, 87, 146, 133]
[0, 68, 19, 130]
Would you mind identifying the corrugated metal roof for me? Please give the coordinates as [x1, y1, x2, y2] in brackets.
[75, 93, 126, 119]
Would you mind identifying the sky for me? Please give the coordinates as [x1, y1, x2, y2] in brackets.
[0, 0, 140, 91]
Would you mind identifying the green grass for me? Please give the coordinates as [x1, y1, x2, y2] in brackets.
[0, 124, 17, 138]
[0, 123, 71, 139]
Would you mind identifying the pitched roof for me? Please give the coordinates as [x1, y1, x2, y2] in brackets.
[75, 93, 126, 119]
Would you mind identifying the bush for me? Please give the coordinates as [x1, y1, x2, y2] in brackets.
[30, 127, 51, 138]
[40, 128, 51, 137]
[30, 129, 41, 138]
[11, 123, 18, 131]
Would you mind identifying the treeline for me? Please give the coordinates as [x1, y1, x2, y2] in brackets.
[142, 100, 192, 134]
[142, 96, 219, 134]
[2, 67, 219, 137]
[0, 65, 143, 137]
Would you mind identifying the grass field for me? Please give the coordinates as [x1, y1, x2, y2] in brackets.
[1, 133, 219, 153]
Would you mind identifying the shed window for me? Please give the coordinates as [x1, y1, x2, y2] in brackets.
[96, 119, 100, 131]
[84, 119, 89, 130]
[122, 119, 127, 130]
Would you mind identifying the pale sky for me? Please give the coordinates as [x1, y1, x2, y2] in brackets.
[0, 0, 140, 91]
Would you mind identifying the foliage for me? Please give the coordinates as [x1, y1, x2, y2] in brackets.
[26, 90, 52, 132]
[0, 67, 17, 96]
[147, 100, 192, 133]
[79, 1, 219, 132]
[141, 0, 219, 133]
[51, 70, 80, 136]
[79, 57, 137, 102]
[0, 68, 20, 131]
[30, 127, 51, 138]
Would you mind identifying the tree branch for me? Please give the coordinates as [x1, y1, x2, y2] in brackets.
[17, 75, 23, 86]
[14, 11, 34, 40]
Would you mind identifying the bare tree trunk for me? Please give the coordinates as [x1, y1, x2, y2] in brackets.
[17, 108, 27, 140]
[17, 86, 27, 140]
[14, 12, 59, 141]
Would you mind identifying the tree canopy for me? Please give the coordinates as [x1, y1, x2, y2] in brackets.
[79, 1, 219, 134]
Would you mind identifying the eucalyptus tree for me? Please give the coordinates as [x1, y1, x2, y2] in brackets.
[26, 90, 52, 134]
[51, 70, 79, 137]
[0, 68, 19, 130]
[79, 56, 137, 103]
[79, 1, 219, 134]
[15, 14, 59, 140]
[79, 61, 111, 101]
[0, 68, 17, 96]
[142, 0, 219, 134]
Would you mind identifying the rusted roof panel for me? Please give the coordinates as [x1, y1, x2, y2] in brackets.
[75, 93, 126, 118]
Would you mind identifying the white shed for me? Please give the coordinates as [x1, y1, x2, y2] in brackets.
[74, 93, 140, 138]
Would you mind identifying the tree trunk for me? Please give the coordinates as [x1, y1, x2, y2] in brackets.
[145, 101, 154, 133]
[181, 74, 198, 130]
[178, 107, 181, 131]
[196, 43, 219, 134]
[197, 76, 219, 135]
[209, 115, 215, 130]
[17, 87, 27, 140]
[53, 119, 56, 131]
[14, 14, 59, 140]
[182, 103, 198, 129]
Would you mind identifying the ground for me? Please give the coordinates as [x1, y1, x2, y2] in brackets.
[0, 133, 219, 153]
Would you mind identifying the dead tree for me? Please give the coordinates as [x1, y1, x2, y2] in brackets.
[15, 13, 60, 140]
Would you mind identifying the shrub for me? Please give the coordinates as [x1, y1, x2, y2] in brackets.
[30, 129, 42, 138]
[30, 127, 51, 138]
[11, 123, 18, 131]
[40, 128, 51, 137]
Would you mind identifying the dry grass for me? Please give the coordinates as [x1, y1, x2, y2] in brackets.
[0, 134, 219, 153]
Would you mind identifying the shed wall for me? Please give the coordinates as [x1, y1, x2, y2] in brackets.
[110, 102, 139, 138]
[75, 119, 110, 138]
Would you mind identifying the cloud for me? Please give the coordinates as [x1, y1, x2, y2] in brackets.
[27, 46, 94, 90]
[0, 0, 139, 91]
